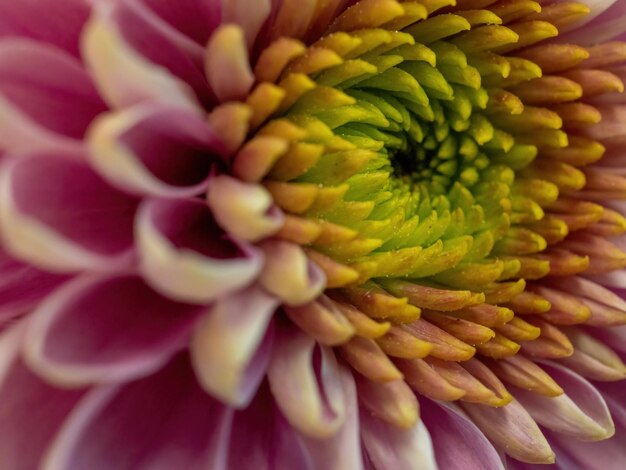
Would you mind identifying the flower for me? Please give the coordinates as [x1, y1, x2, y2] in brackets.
[0, 0, 626, 468]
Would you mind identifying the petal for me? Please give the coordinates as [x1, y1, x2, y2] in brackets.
[137, 198, 264, 303]
[143, 0, 221, 44]
[44, 355, 233, 470]
[0, 324, 86, 470]
[81, 2, 202, 112]
[295, 366, 365, 470]
[191, 286, 279, 408]
[205, 24, 254, 102]
[259, 240, 326, 306]
[24, 274, 203, 387]
[355, 376, 420, 429]
[221, 0, 272, 48]
[421, 400, 505, 470]
[558, 0, 626, 44]
[360, 409, 438, 470]
[0, 154, 138, 272]
[514, 360, 614, 441]
[0, 248, 69, 324]
[105, 0, 213, 106]
[461, 399, 555, 464]
[0, 0, 90, 57]
[207, 175, 285, 242]
[87, 103, 223, 198]
[0, 39, 106, 139]
[268, 325, 346, 438]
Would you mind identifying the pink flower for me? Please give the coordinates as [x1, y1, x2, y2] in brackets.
[0, 0, 626, 468]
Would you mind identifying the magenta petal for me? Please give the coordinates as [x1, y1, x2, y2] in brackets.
[88, 103, 224, 197]
[0, 39, 106, 139]
[0, 0, 90, 58]
[421, 400, 505, 470]
[25, 274, 204, 387]
[45, 355, 233, 470]
[0, 154, 138, 272]
[137, 198, 264, 303]
[0, 324, 86, 470]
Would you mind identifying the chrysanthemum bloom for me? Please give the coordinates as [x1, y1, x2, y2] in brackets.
[2, 0, 626, 467]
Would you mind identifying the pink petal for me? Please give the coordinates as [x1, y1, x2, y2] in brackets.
[81, 2, 202, 112]
[142, 0, 221, 45]
[222, 0, 272, 48]
[421, 400, 505, 470]
[87, 103, 224, 198]
[0, 154, 138, 272]
[0, 324, 86, 470]
[44, 354, 233, 470]
[24, 274, 204, 387]
[360, 409, 437, 470]
[259, 240, 326, 306]
[0, 249, 70, 325]
[107, 0, 213, 107]
[558, 0, 626, 44]
[137, 198, 264, 303]
[0, 0, 90, 58]
[514, 360, 615, 441]
[0, 39, 106, 139]
[295, 366, 365, 470]
[267, 324, 346, 438]
[207, 175, 285, 242]
[204, 25, 254, 103]
[191, 286, 278, 408]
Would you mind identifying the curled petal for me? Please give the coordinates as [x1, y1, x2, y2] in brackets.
[559, 327, 626, 380]
[44, 355, 233, 470]
[360, 409, 437, 470]
[222, 0, 272, 48]
[24, 273, 203, 387]
[421, 400, 505, 470]
[514, 360, 614, 441]
[355, 376, 420, 429]
[207, 175, 285, 242]
[81, 3, 201, 111]
[205, 24, 254, 102]
[191, 286, 279, 408]
[137, 198, 263, 304]
[259, 240, 326, 306]
[0, 155, 137, 272]
[88, 103, 223, 198]
[268, 326, 346, 438]
[461, 399, 555, 464]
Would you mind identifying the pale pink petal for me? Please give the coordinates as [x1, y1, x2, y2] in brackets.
[221, 0, 272, 48]
[24, 274, 204, 387]
[558, 0, 626, 44]
[191, 286, 279, 408]
[586, 324, 626, 356]
[268, 325, 346, 438]
[360, 409, 438, 470]
[295, 366, 365, 470]
[259, 240, 326, 306]
[205, 25, 254, 103]
[207, 175, 285, 242]
[43, 355, 233, 470]
[421, 400, 505, 470]
[355, 375, 419, 429]
[0, 154, 138, 272]
[81, 2, 202, 112]
[461, 399, 555, 464]
[514, 360, 615, 441]
[0, 0, 90, 57]
[87, 103, 224, 198]
[0, 324, 86, 470]
[137, 198, 264, 303]
[0, 39, 106, 139]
